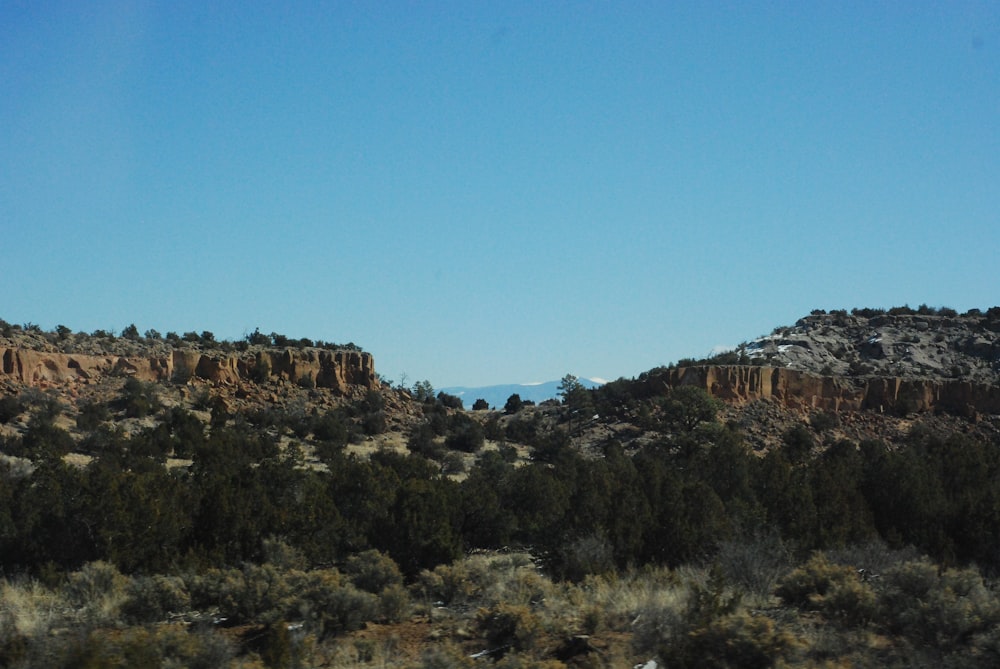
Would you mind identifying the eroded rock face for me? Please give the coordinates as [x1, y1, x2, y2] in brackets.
[649, 365, 1000, 418]
[0, 346, 376, 393]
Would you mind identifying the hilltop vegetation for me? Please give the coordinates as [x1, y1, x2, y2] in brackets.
[669, 305, 1000, 386]
[1, 313, 1000, 667]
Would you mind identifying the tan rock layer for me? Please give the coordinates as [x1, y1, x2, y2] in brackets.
[648, 366, 1000, 418]
[0, 347, 376, 394]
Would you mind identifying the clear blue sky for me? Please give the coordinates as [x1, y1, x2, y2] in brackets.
[2, 2, 998, 388]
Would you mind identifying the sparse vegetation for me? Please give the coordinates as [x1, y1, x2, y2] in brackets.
[1, 312, 1000, 665]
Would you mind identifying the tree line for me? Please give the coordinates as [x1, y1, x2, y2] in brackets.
[2, 384, 999, 582]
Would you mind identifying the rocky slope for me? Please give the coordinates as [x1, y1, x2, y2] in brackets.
[736, 308, 1000, 385]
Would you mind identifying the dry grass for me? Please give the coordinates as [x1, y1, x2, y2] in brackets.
[1, 548, 998, 668]
[1, 578, 63, 638]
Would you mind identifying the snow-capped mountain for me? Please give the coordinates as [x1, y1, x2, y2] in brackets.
[439, 377, 605, 410]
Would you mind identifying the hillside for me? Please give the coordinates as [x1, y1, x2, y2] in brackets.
[723, 306, 1000, 385]
[1, 311, 1000, 668]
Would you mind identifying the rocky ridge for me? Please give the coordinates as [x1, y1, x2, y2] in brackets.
[739, 308, 1000, 385]
[0, 327, 377, 395]
[643, 308, 1000, 419]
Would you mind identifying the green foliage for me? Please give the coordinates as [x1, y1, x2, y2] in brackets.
[343, 549, 403, 594]
[408, 422, 444, 459]
[288, 569, 378, 639]
[245, 327, 270, 346]
[658, 385, 721, 433]
[781, 423, 815, 463]
[809, 410, 840, 433]
[445, 413, 484, 453]
[76, 400, 110, 431]
[118, 377, 161, 418]
[504, 393, 524, 414]
[472, 398, 490, 410]
[437, 391, 463, 409]
[558, 374, 594, 427]
[20, 413, 74, 460]
[311, 409, 349, 445]
[558, 374, 584, 404]
[121, 574, 190, 623]
[880, 560, 1000, 649]
[505, 413, 540, 444]
[0, 395, 25, 424]
[412, 380, 435, 403]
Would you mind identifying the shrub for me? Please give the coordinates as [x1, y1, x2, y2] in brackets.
[477, 602, 540, 653]
[262, 538, 308, 571]
[775, 554, 875, 627]
[361, 410, 387, 435]
[252, 357, 272, 384]
[412, 562, 476, 606]
[76, 400, 111, 431]
[630, 583, 693, 658]
[714, 530, 792, 601]
[683, 612, 797, 669]
[445, 415, 485, 453]
[288, 570, 378, 639]
[441, 452, 467, 475]
[308, 411, 342, 445]
[417, 643, 476, 669]
[63, 561, 129, 625]
[879, 560, 1000, 649]
[437, 392, 463, 409]
[0, 396, 24, 424]
[344, 549, 403, 594]
[504, 394, 524, 414]
[782, 423, 815, 463]
[122, 575, 190, 623]
[378, 583, 411, 623]
[408, 423, 444, 459]
[549, 534, 615, 582]
[119, 378, 161, 418]
[810, 411, 840, 433]
[189, 566, 292, 623]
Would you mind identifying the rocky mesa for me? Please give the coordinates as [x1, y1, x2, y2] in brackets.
[0, 342, 376, 395]
[646, 307, 1000, 419]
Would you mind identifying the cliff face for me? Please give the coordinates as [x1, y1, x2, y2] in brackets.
[0, 346, 377, 394]
[650, 366, 1000, 418]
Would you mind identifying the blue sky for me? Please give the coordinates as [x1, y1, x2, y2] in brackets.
[2, 1, 998, 388]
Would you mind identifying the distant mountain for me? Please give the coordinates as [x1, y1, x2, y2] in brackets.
[439, 378, 605, 409]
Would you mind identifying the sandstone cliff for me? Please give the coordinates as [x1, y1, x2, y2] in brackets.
[648, 365, 1000, 418]
[0, 346, 376, 394]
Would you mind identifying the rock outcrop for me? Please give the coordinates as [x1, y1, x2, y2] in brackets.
[649, 365, 1000, 418]
[0, 346, 376, 394]
[738, 309, 1000, 387]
